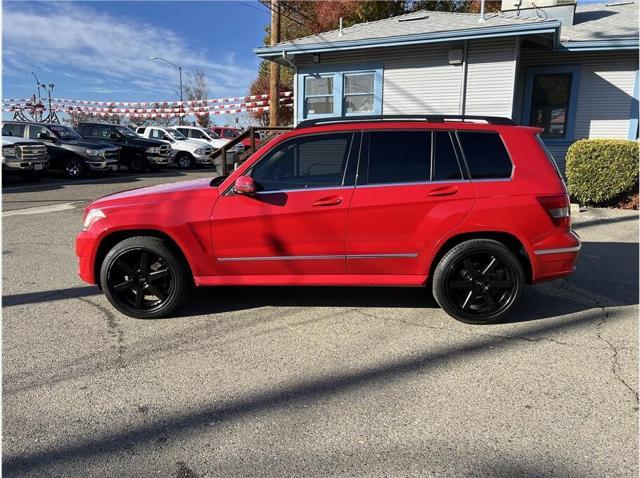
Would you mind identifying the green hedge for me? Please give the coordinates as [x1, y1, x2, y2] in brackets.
[566, 139, 639, 205]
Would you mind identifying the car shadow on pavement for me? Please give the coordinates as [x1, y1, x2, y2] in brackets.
[3, 241, 637, 324]
[1, 304, 626, 476]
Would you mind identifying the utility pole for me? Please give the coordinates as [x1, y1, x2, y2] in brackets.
[269, 0, 281, 126]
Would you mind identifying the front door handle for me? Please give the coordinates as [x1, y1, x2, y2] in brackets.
[312, 196, 343, 207]
[428, 186, 459, 197]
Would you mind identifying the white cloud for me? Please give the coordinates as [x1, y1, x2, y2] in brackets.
[2, 2, 256, 101]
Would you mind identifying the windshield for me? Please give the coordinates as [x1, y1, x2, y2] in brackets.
[168, 129, 187, 140]
[115, 126, 138, 138]
[50, 125, 82, 140]
[209, 130, 220, 139]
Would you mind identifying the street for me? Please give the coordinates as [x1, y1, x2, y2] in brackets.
[2, 171, 638, 477]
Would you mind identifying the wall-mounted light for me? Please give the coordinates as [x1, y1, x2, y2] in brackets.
[313, 53, 320, 64]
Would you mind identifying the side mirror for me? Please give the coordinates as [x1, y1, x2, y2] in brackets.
[234, 176, 256, 195]
[109, 132, 118, 139]
[37, 132, 52, 141]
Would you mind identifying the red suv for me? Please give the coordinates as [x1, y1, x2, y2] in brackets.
[76, 116, 580, 324]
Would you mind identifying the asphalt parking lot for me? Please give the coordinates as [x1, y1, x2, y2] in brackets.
[2, 171, 638, 477]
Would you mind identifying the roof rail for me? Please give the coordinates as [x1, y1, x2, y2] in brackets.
[295, 115, 517, 129]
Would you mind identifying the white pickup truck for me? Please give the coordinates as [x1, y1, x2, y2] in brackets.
[135, 126, 214, 169]
[1, 135, 49, 180]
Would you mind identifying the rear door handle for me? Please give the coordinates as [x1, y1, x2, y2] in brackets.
[428, 186, 459, 197]
[312, 196, 343, 207]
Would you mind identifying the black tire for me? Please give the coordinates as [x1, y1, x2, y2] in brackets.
[127, 156, 146, 173]
[175, 153, 193, 169]
[100, 236, 189, 319]
[432, 239, 525, 324]
[64, 158, 86, 178]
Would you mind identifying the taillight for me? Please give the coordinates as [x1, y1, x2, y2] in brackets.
[537, 194, 570, 228]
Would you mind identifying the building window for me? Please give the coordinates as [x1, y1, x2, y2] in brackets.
[297, 66, 382, 122]
[522, 65, 580, 143]
[344, 73, 374, 114]
[529, 73, 572, 139]
[304, 75, 334, 116]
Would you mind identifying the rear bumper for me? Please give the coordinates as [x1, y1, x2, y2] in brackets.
[531, 230, 581, 282]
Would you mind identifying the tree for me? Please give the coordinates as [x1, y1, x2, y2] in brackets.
[185, 69, 210, 128]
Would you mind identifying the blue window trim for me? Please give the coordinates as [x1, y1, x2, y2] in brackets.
[297, 64, 383, 122]
[521, 65, 581, 144]
[629, 69, 639, 140]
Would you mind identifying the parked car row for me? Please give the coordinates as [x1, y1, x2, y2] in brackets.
[1, 121, 247, 181]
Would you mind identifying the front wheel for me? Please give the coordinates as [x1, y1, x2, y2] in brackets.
[432, 239, 525, 324]
[175, 153, 193, 169]
[100, 236, 189, 319]
[64, 158, 85, 178]
[127, 156, 146, 173]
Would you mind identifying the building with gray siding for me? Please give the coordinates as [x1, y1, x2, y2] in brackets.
[256, 1, 639, 171]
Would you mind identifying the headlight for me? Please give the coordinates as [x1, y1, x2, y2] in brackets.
[85, 149, 102, 156]
[146, 146, 160, 154]
[82, 208, 106, 230]
[195, 148, 206, 155]
[2, 146, 16, 158]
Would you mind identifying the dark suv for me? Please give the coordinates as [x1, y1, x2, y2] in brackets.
[77, 115, 579, 323]
[2, 122, 119, 178]
[76, 123, 172, 172]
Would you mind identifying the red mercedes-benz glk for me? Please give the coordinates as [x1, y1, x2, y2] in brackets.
[76, 115, 580, 324]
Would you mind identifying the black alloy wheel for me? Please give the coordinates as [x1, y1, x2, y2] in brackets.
[433, 239, 524, 324]
[65, 158, 85, 178]
[100, 236, 188, 319]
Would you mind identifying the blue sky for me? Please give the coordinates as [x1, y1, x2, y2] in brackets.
[2, 0, 601, 122]
[2, 0, 271, 122]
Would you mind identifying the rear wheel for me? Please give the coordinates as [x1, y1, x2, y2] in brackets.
[175, 153, 193, 169]
[64, 158, 85, 178]
[432, 239, 524, 324]
[100, 236, 189, 319]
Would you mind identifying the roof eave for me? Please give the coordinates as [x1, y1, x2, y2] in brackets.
[254, 21, 561, 59]
[557, 39, 639, 52]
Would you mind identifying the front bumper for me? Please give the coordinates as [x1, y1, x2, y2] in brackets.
[2, 159, 48, 172]
[86, 159, 119, 171]
[194, 154, 214, 165]
[531, 229, 581, 282]
[147, 154, 172, 165]
[76, 229, 100, 284]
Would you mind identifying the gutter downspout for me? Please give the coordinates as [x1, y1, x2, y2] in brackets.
[281, 51, 298, 124]
[459, 40, 468, 116]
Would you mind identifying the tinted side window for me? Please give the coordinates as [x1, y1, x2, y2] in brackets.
[457, 132, 512, 179]
[365, 131, 430, 185]
[433, 132, 462, 181]
[2, 124, 25, 137]
[176, 128, 188, 136]
[98, 126, 114, 139]
[78, 125, 97, 137]
[28, 125, 50, 140]
[251, 133, 353, 192]
[190, 129, 205, 139]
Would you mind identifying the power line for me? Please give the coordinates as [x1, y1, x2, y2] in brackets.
[238, 1, 268, 15]
[257, 0, 305, 26]
[280, 1, 316, 24]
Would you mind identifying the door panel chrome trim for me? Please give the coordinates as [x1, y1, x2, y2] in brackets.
[347, 253, 418, 259]
[534, 245, 581, 255]
[218, 254, 344, 262]
[217, 252, 419, 262]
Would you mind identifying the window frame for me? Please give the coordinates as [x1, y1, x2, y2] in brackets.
[522, 65, 581, 144]
[297, 64, 383, 122]
[303, 74, 336, 119]
[356, 129, 469, 188]
[230, 131, 359, 195]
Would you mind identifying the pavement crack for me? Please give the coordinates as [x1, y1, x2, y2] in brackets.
[558, 279, 639, 406]
[354, 309, 573, 347]
[79, 297, 126, 368]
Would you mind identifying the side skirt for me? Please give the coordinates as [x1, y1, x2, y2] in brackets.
[194, 274, 427, 287]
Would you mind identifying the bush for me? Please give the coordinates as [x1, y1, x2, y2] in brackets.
[566, 139, 639, 206]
